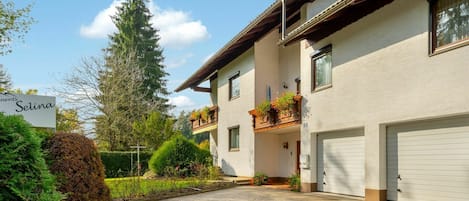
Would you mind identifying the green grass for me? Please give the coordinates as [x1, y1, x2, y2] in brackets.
[105, 177, 207, 199]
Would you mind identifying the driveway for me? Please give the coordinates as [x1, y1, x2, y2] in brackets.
[163, 186, 363, 201]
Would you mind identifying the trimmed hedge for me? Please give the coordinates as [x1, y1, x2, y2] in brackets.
[149, 135, 212, 177]
[0, 114, 63, 201]
[100, 151, 152, 178]
[45, 133, 111, 201]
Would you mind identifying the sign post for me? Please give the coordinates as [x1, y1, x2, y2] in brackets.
[0, 93, 56, 128]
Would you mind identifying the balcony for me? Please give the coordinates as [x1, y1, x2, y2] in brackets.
[248, 95, 302, 133]
[190, 105, 218, 134]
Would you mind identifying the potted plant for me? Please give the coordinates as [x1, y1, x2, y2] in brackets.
[274, 92, 296, 115]
[255, 100, 271, 120]
[200, 106, 210, 122]
[190, 110, 201, 120]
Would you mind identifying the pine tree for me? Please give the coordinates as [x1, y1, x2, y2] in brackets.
[107, 0, 170, 112]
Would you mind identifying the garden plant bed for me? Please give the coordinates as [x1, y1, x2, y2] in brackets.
[107, 177, 236, 201]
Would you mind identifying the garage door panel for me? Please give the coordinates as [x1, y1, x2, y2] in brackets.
[318, 129, 364, 197]
[387, 117, 469, 201]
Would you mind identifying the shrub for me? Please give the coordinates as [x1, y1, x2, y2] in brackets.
[289, 173, 301, 192]
[253, 172, 268, 186]
[198, 139, 210, 150]
[0, 114, 63, 201]
[45, 132, 111, 201]
[149, 135, 212, 177]
[100, 151, 153, 178]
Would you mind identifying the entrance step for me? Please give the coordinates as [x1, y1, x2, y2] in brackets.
[222, 176, 252, 185]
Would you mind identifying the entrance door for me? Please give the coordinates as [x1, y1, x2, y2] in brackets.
[296, 140, 300, 174]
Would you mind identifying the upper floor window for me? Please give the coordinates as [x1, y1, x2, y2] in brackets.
[431, 0, 469, 53]
[229, 72, 240, 100]
[312, 45, 332, 91]
[229, 126, 240, 151]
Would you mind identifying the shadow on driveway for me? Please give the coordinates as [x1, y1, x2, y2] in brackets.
[163, 186, 363, 201]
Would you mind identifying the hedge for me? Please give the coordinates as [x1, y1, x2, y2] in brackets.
[100, 151, 153, 178]
[45, 133, 110, 201]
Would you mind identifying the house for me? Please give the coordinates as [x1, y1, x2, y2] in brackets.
[176, 0, 469, 201]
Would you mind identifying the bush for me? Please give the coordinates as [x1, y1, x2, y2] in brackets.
[198, 139, 210, 150]
[100, 151, 153, 178]
[253, 172, 268, 186]
[0, 114, 63, 201]
[45, 132, 111, 201]
[149, 135, 212, 177]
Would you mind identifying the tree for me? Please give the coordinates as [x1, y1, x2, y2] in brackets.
[106, 0, 170, 113]
[0, 65, 12, 92]
[174, 111, 193, 139]
[56, 106, 83, 134]
[132, 111, 177, 151]
[0, 1, 35, 55]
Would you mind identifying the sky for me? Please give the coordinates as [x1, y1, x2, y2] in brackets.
[2, 0, 275, 115]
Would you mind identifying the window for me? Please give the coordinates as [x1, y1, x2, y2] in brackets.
[229, 126, 240, 151]
[431, 0, 469, 52]
[312, 45, 332, 91]
[229, 72, 240, 100]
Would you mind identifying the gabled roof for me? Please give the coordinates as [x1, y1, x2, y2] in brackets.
[175, 0, 311, 92]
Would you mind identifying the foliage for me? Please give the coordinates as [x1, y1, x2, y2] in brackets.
[274, 92, 296, 111]
[0, 113, 63, 201]
[190, 110, 201, 120]
[44, 132, 111, 201]
[289, 173, 301, 192]
[174, 111, 192, 139]
[100, 151, 153, 178]
[56, 106, 83, 134]
[132, 111, 177, 151]
[105, 177, 208, 199]
[106, 0, 170, 112]
[149, 135, 212, 177]
[0, 1, 35, 55]
[255, 100, 271, 118]
[200, 106, 211, 121]
[9, 88, 38, 95]
[0, 65, 12, 92]
[253, 172, 268, 186]
[198, 139, 210, 150]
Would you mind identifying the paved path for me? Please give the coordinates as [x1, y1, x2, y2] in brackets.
[164, 186, 363, 201]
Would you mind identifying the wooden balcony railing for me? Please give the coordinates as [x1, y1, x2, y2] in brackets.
[190, 105, 218, 134]
[248, 95, 302, 133]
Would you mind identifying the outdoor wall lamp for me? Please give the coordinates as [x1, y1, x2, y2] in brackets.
[282, 142, 288, 149]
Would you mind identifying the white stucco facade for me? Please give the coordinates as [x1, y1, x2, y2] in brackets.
[299, 0, 469, 198]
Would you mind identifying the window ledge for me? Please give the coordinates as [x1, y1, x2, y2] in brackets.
[229, 96, 240, 101]
[229, 148, 240, 152]
[312, 84, 332, 93]
[431, 38, 469, 56]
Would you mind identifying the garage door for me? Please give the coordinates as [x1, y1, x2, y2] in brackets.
[387, 116, 469, 201]
[318, 129, 365, 197]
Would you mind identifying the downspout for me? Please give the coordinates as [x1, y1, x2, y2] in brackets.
[281, 0, 286, 40]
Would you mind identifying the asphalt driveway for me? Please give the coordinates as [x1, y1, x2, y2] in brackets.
[163, 186, 363, 201]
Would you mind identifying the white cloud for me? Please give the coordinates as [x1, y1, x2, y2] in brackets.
[80, 0, 122, 38]
[168, 95, 195, 108]
[80, 1, 209, 48]
[166, 53, 193, 68]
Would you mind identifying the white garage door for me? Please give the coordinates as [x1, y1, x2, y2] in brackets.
[387, 117, 469, 201]
[318, 129, 365, 197]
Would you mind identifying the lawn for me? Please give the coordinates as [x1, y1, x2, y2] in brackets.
[105, 177, 234, 200]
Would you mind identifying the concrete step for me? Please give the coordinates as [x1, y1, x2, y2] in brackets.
[222, 176, 252, 185]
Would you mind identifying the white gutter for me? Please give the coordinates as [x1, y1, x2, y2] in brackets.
[281, 0, 286, 40]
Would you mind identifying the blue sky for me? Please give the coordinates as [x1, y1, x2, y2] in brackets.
[2, 0, 274, 115]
